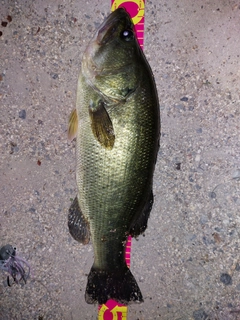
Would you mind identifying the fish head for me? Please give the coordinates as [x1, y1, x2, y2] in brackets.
[96, 7, 136, 51]
[82, 8, 142, 100]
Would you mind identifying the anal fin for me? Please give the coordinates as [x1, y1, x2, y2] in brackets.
[68, 196, 90, 244]
[129, 190, 154, 237]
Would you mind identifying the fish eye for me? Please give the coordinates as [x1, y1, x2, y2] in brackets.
[120, 29, 134, 41]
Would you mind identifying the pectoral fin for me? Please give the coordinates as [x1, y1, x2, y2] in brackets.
[89, 100, 115, 150]
[68, 109, 78, 141]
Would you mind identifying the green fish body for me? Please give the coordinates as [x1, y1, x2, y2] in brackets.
[68, 8, 160, 305]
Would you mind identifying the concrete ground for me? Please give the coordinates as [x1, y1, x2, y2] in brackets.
[0, 0, 240, 319]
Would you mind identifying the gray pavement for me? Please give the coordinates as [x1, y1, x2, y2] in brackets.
[0, 0, 240, 319]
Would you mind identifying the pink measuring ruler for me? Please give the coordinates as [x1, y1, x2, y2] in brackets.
[98, 1, 145, 319]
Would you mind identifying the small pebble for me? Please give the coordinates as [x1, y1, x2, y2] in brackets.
[189, 175, 194, 182]
[200, 215, 208, 225]
[209, 191, 216, 199]
[193, 308, 208, 320]
[235, 263, 240, 271]
[19, 109, 26, 119]
[51, 73, 58, 79]
[180, 96, 188, 101]
[232, 169, 240, 180]
[236, 284, 240, 291]
[10, 141, 18, 154]
[175, 162, 181, 170]
[220, 273, 232, 285]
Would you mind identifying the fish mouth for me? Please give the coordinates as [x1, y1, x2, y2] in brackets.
[81, 8, 134, 82]
[96, 8, 133, 45]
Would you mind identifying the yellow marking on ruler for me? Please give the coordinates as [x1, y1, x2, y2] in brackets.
[111, 0, 145, 25]
[98, 304, 109, 319]
[111, 306, 128, 320]
[98, 305, 128, 320]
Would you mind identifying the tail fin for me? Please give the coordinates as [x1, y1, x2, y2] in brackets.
[85, 265, 143, 305]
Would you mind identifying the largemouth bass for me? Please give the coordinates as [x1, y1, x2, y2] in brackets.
[68, 8, 160, 305]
